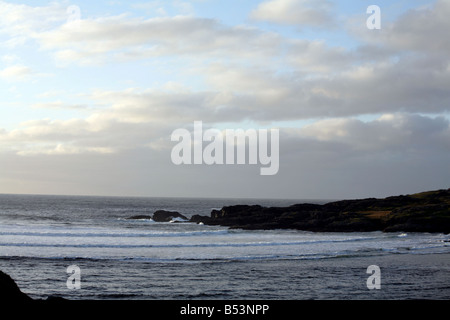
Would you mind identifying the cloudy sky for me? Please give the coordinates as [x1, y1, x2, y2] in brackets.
[0, 0, 449, 200]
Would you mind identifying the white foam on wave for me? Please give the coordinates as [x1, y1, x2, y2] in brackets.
[0, 223, 230, 239]
[169, 217, 189, 223]
[117, 217, 154, 222]
[1, 222, 449, 261]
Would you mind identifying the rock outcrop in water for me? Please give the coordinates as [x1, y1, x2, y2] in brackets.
[128, 210, 188, 222]
[152, 210, 188, 222]
[190, 189, 450, 233]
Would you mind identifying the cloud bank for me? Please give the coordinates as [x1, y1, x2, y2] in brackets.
[0, 0, 448, 199]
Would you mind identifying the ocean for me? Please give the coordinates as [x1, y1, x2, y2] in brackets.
[0, 194, 449, 300]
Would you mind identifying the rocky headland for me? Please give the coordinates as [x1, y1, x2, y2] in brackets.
[189, 189, 450, 233]
[0, 270, 33, 302]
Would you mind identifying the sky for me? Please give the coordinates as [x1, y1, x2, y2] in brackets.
[0, 0, 449, 200]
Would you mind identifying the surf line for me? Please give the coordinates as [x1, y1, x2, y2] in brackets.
[171, 121, 279, 175]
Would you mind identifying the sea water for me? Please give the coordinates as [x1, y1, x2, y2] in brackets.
[0, 194, 449, 300]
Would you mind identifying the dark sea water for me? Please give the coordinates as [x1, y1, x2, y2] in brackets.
[0, 194, 449, 300]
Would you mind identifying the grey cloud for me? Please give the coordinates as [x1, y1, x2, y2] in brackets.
[286, 40, 356, 73]
[293, 113, 450, 152]
[201, 56, 450, 121]
[276, 113, 450, 198]
[350, 0, 450, 54]
[88, 52, 450, 123]
[1, 113, 448, 199]
[379, 0, 450, 53]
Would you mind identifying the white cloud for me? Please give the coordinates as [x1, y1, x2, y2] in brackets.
[250, 0, 335, 27]
[1, 54, 20, 64]
[0, 1, 67, 47]
[0, 96, 177, 156]
[131, 1, 194, 16]
[0, 64, 33, 81]
[16, 144, 115, 156]
[31, 101, 89, 110]
[33, 15, 282, 65]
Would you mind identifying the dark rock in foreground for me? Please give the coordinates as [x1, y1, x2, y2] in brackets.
[190, 189, 450, 233]
[0, 270, 33, 302]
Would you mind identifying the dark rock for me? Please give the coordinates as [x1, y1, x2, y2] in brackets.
[45, 295, 68, 302]
[0, 270, 33, 302]
[189, 214, 212, 224]
[127, 210, 189, 222]
[383, 203, 450, 233]
[152, 210, 188, 222]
